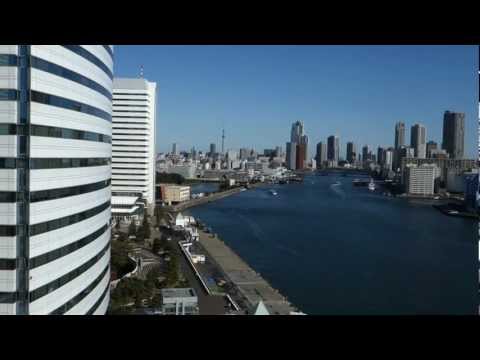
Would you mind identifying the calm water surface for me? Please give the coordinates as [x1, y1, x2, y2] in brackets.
[189, 174, 477, 315]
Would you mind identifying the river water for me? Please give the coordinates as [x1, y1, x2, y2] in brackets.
[188, 174, 477, 315]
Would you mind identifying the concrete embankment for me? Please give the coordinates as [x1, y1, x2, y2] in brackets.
[197, 228, 300, 315]
[167, 183, 265, 212]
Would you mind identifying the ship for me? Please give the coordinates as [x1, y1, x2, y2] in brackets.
[269, 189, 278, 196]
[368, 178, 376, 191]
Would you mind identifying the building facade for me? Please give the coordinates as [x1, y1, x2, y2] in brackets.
[111, 78, 156, 210]
[316, 142, 327, 168]
[442, 111, 465, 159]
[405, 164, 438, 196]
[0, 45, 113, 315]
[286, 142, 297, 170]
[295, 143, 306, 170]
[327, 135, 339, 166]
[410, 123, 426, 159]
[426, 141, 437, 158]
[395, 121, 405, 149]
[346, 142, 356, 164]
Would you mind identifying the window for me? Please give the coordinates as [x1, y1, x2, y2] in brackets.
[61, 45, 113, 79]
[31, 91, 111, 122]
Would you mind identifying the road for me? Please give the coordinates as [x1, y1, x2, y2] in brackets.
[177, 242, 229, 315]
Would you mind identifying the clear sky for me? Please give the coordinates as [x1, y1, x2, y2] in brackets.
[114, 45, 478, 159]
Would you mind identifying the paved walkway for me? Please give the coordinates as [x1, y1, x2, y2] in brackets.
[197, 229, 299, 315]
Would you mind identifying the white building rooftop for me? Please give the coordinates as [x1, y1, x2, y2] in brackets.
[111, 195, 139, 206]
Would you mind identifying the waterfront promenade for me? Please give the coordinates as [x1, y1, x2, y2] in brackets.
[197, 228, 299, 315]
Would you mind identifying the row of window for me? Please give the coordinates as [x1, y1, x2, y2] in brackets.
[29, 200, 110, 236]
[51, 263, 110, 315]
[85, 278, 110, 315]
[102, 45, 114, 61]
[113, 110, 149, 114]
[112, 167, 147, 170]
[0, 89, 18, 101]
[112, 179, 147, 182]
[0, 179, 110, 203]
[30, 224, 109, 270]
[112, 127, 148, 130]
[112, 150, 148, 153]
[31, 90, 111, 123]
[0, 200, 109, 236]
[113, 145, 147, 148]
[31, 56, 112, 100]
[0, 157, 110, 170]
[113, 104, 148, 107]
[61, 45, 113, 79]
[0, 124, 111, 143]
[113, 92, 149, 96]
[0, 54, 18, 66]
[112, 155, 148, 158]
[30, 243, 110, 303]
[112, 116, 148, 119]
[0, 224, 108, 271]
[114, 139, 148, 142]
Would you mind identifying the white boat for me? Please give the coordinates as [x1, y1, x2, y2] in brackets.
[269, 189, 278, 196]
[368, 179, 375, 191]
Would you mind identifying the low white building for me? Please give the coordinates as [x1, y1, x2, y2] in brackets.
[158, 184, 191, 205]
[111, 195, 143, 222]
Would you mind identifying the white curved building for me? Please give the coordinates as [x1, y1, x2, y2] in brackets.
[0, 45, 113, 315]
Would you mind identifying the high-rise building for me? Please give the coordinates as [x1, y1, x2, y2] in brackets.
[290, 121, 308, 161]
[172, 143, 178, 155]
[377, 146, 385, 165]
[296, 143, 306, 169]
[384, 148, 394, 171]
[442, 111, 465, 159]
[0, 45, 113, 315]
[316, 142, 327, 168]
[239, 148, 249, 160]
[395, 122, 405, 149]
[209, 143, 216, 157]
[327, 136, 339, 165]
[362, 145, 370, 163]
[112, 77, 157, 209]
[286, 142, 297, 170]
[346, 142, 356, 164]
[410, 123, 426, 158]
[275, 146, 282, 158]
[426, 141, 437, 158]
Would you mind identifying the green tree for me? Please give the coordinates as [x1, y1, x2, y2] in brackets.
[128, 221, 136, 237]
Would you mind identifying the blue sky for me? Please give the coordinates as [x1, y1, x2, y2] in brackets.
[114, 45, 478, 159]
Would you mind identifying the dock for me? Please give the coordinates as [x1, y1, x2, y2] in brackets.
[197, 228, 300, 315]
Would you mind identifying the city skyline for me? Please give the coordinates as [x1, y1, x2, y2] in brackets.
[114, 45, 478, 158]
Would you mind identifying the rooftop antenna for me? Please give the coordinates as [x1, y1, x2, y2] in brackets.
[140, 65, 144, 78]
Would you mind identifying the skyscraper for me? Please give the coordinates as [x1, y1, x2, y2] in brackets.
[172, 143, 178, 155]
[296, 143, 306, 170]
[442, 111, 465, 159]
[0, 45, 113, 315]
[290, 121, 308, 161]
[410, 123, 426, 159]
[362, 145, 370, 163]
[395, 122, 405, 149]
[112, 78, 157, 208]
[346, 142, 356, 164]
[209, 143, 216, 157]
[327, 136, 339, 165]
[377, 146, 385, 165]
[426, 141, 437, 158]
[316, 142, 327, 168]
[286, 142, 297, 170]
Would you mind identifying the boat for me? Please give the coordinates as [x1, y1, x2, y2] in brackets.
[269, 189, 278, 196]
[368, 179, 376, 191]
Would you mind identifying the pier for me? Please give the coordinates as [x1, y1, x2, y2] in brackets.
[196, 228, 300, 315]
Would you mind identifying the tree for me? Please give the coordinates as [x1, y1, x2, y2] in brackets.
[128, 220, 136, 237]
[143, 217, 151, 239]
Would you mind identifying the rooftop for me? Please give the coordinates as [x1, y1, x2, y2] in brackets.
[113, 77, 155, 90]
[161, 288, 197, 299]
[111, 196, 139, 206]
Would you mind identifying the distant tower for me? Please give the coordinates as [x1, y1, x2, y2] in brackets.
[221, 128, 225, 154]
[140, 65, 144, 78]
